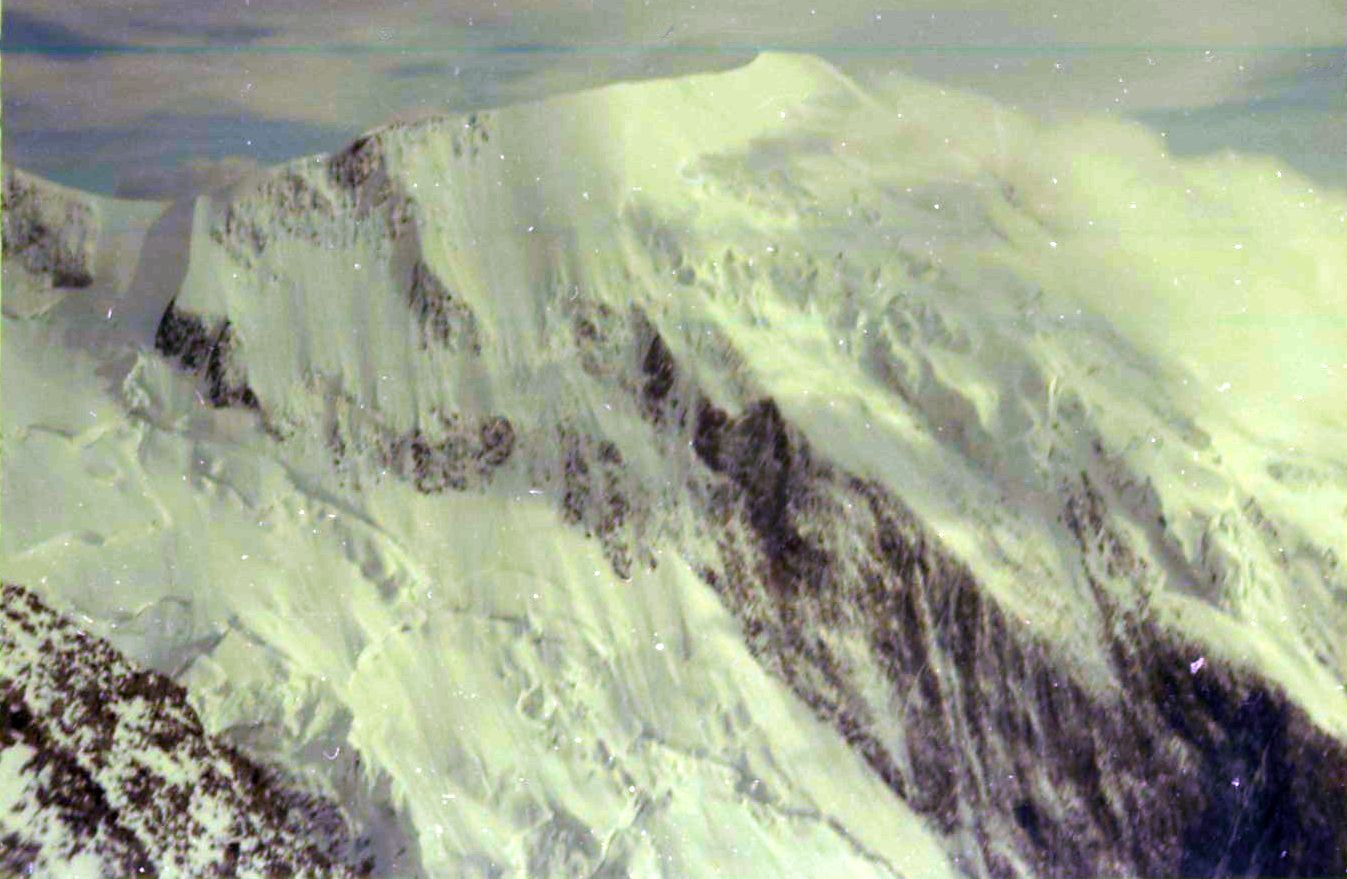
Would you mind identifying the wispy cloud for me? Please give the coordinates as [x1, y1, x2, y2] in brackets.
[1137, 54, 1347, 187]
[112, 155, 262, 200]
[125, 18, 276, 46]
[2, 108, 347, 194]
[1, 9, 122, 58]
[3, 0, 1342, 195]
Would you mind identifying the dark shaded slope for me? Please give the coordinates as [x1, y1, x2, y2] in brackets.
[642, 318, 1347, 879]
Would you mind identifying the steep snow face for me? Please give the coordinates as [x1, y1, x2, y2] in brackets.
[162, 51, 1347, 708]
[3, 52, 1346, 878]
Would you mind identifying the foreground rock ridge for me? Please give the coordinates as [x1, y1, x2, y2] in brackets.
[6, 53, 1346, 878]
[0, 583, 370, 878]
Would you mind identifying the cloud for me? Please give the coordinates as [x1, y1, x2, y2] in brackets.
[2, 111, 347, 195]
[1136, 55, 1347, 188]
[112, 156, 261, 200]
[3, 0, 1343, 195]
[125, 19, 275, 45]
[997, 113, 1347, 453]
[388, 62, 458, 79]
[0, 9, 121, 58]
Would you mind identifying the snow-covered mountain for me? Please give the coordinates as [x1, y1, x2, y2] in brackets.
[3, 53, 1345, 878]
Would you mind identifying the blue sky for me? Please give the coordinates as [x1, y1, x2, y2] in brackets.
[2, 1, 1342, 196]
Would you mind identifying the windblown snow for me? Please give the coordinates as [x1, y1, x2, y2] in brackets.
[3, 53, 1345, 878]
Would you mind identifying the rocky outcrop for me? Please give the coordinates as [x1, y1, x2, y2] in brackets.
[554, 425, 646, 580]
[154, 303, 260, 410]
[307, 378, 516, 496]
[620, 322, 1347, 879]
[1, 166, 99, 291]
[375, 412, 516, 494]
[406, 260, 481, 354]
[209, 113, 496, 272]
[501, 291, 1347, 877]
[0, 583, 370, 878]
[211, 169, 343, 260]
[302, 272, 1345, 877]
[692, 401, 1346, 878]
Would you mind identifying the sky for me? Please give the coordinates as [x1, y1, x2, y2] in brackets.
[1, 1, 1343, 197]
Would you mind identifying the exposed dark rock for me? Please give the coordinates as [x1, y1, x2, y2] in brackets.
[693, 398, 833, 595]
[640, 332, 677, 411]
[562, 293, 627, 382]
[370, 412, 515, 495]
[154, 303, 260, 411]
[384, 427, 471, 494]
[211, 170, 342, 258]
[203, 323, 261, 410]
[211, 137, 423, 266]
[0, 583, 370, 878]
[154, 303, 217, 372]
[328, 135, 386, 194]
[0, 833, 41, 876]
[407, 260, 481, 354]
[556, 427, 638, 580]
[624, 327, 1347, 879]
[2, 166, 98, 289]
[325, 130, 418, 232]
[447, 112, 492, 160]
[691, 399, 730, 469]
[477, 415, 516, 467]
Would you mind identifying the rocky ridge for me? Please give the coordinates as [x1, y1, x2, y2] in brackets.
[2, 166, 101, 318]
[0, 583, 370, 878]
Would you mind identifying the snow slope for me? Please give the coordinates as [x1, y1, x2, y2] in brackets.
[3, 53, 1345, 878]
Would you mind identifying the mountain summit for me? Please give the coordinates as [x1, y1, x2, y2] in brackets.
[4, 53, 1345, 878]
